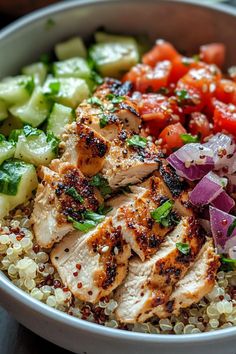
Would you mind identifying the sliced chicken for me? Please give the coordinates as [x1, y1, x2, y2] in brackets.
[153, 240, 220, 318]
[51, 217, 131, 303]
[55, 122, 109, 176]
[31, 163, 102, 248]
[115, 217, 205, 323]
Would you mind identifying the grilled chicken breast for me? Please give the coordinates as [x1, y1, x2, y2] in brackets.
[51, 217, 131, 303]
[115, 217, 205, 323]
[31, 163, 102, 248]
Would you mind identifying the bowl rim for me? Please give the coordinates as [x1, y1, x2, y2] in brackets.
[1, 0, 236, 344]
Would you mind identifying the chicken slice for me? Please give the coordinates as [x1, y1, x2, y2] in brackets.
[115, 217, 205, 323]
[31, 163, 102, 248]
[153, 240, 220, 318]
[51, 217, 131, 303]
[55, 122, 109, 176]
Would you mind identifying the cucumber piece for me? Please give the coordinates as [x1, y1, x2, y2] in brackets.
[0, 159, 38, 217]
[0, 100, 8, 121]
[55, 37, 87, 60]
[95, 32, 137, 45]
[22, 62, 48, 86]
[43, 77, 89, 108]
[0, 140, 15, 165]
[14, 130, 58, 166]
[53, 57, 91, 80]
[0, 75, 34, 105]
[9, 87, 51, 127]
[89, 42, 139, 78]
[47, 103, 74, 137]
[0, 116, 23, 137]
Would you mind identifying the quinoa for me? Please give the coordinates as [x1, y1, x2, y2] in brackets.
[0, 201, 236, 335]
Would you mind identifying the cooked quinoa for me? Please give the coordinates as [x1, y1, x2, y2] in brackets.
[0, 201, 235, 335]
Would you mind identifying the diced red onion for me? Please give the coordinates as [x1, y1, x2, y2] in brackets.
[210, 206, 236, 253]
[167, 143, 214, 181]
[211, 190, 235, 213]
[190, 171, 227, 206]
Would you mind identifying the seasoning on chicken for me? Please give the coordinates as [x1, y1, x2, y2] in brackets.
[51, 217, 131, 303]
[114, 217, 205, 323]
[31, 162, 102, 248]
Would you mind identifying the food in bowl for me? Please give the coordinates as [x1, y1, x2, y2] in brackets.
[0, 33, 236, 335]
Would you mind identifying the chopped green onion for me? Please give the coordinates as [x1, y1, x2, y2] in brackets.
[68, 216, 96, 232]
[65, 187, 84, 203]
[151, 199, 174, 226]
[127, 135, 147, 148]
[84, 210, 105, 223]
[227, 219, 236, 237]
[180, 133, 200, 144]
[221, 256, 236, 264]
[176, 242, 190, 255]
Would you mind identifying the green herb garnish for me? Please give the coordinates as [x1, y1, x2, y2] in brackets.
[49, 81, 60, 95]
[90, 71, 103, 85]
[0, 134, 6, 142]
[227, 219, 236, 237]
[23, 125, 41, 137]
[65, 187, 84, 203]
[90, 174, 112, 197]
[127, 135, 147, 149]
[68, 216, 96, 232]
[46, 132, 60, 155]
[151, 199, 174, 226]
[176, 242, 190, 255]
[98, 204, 113, 215]
[87, 97, 103, 107]
[40, 53, 51, 65]
[84, 210, 105, 223]
[175, 89, 190, 102]
[106, 94, 125, 104]
[180, 133, 200, 144]
[99, 113, 109, 128]
[18, 77, 35, 95]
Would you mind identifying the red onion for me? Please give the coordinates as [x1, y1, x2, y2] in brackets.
[167, 143, 214, 181]
[211, 190, 235, 213]
[190, 171, 227, 206]
[209, 206, 236, 253]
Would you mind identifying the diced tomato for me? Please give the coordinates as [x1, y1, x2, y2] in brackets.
[142, 40, 179, 67]
[123, 61, 172, 93]
[215, 79, 236, 105]
[169, 56, 205, 84]
[189, 112, 212, 140]
[213, 100, 236, 136]
[200, 43, 226, 68]
[138, 93, 183, 136]
[159, 122, 187, 153]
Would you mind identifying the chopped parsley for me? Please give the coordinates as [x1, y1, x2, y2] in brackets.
[44, 81, 60, 96]
[65, 187, 84, 203]
[227, 219, 236, 237]
[151, 200, 175, 227]
[176, 242, 190, 255]
[175, 89, 190, 103]
[90, 174, 112, 197]
[127, 135, 147, 149]
[106, 93, 125, 104]
[180, 133, 200, 144]
[84, 210, 105, 223]
[23, 125, 41, 138]
[18, 77, 35, 95]
[90, 71, 103, 85]
[46, 131, 60, 155]
[99, 113, 109, 128]
[87, 97, 103, 107]
[68, 216, 96, 232]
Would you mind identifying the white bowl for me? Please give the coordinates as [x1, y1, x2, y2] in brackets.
[0, 1, 236, 353]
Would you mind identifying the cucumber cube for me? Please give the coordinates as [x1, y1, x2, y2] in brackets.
[95, 32, 137, 45]
[0, 75, 34, 105]
[47, 103, 74, 137]
[55, 37, 87, 60]
[0, 140, 15, 165]
[53, 57, 91, 80]
[22, 62, 48, 86]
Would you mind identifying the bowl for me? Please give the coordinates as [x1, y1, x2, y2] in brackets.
[0, 1, 236, 353]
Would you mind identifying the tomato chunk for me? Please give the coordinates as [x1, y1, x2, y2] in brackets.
[159, 122, 187, 153]
[169, 56, 204, 84]
[142, 40, 179, 67]
[123, 61, 172, 93]
[189, 112, 212, 140]
[215, 79, 236, 105]
[213, 100, 236, 136]
[200, 43, 226, 68]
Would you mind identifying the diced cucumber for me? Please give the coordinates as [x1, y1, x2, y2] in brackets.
[89, 42, 139, 78]
[22, 62, 48, 86]
[14, 130, 58, 166]
[0, 140, 15, 165]
[47, 103, 74, 137]
[0, 116, 23, 137]
[0, 100, 8, 121]
[95, 32, 137, 45]
[0, 160, 38, 217]
[9, 87, 51, 127]
[53, 57, 91, 80]
[0, 75, 34, 105]
[55, 37, 87, 60]
[43, 77, 89, 108]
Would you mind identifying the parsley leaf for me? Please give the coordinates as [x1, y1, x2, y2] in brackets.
[227, 219, 236, 237]
[90, 174, 112, 197]
[68, 216, 96, 232]
[84, 210, 105, 223]
[180, 133, 200, 144]
[46, 131, 60, 154]
[176, 242, 190, 255]
[23, 125, 41, 137]
[65, 187, 84, 203]
[106, 93, 125, 104]
[99, 113, 109, 128]
[151, 200, 174, 226]
[87, 97, 103, 107]
[127, 135, 147, 148]
[90, 71, 103, 85]
[44, 81, 60, 96]
[175, 89, 190, 103]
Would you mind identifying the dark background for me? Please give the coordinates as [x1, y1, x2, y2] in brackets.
[0, 0, 236, 353]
